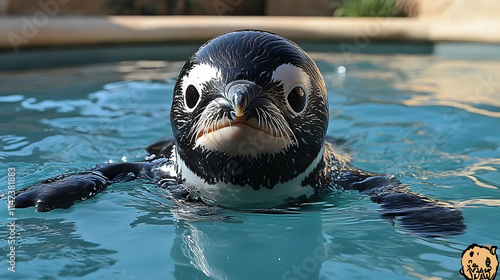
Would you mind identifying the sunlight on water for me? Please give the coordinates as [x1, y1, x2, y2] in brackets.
[1, 55, 499, 279]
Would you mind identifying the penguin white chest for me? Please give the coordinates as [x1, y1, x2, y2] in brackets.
[175, 147, 324, 209]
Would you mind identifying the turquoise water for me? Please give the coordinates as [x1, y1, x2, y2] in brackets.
[1, 53, 500, 279]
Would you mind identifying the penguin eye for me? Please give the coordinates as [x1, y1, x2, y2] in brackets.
[287, 86, 307, 114]
[185, 85, 200, 110]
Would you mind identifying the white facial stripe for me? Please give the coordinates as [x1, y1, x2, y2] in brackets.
[182, 63, 221, 90]
[271, 63, 311, 95]
[182, 63, 220, 110]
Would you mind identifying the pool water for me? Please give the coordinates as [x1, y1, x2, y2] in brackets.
[1, 52, 500, 279]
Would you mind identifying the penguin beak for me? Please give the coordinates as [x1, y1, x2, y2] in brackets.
[224, 80, 259, 120]
[194, 79, 294, 156]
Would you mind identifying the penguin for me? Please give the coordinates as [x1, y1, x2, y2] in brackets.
[14, 30, 466, 237]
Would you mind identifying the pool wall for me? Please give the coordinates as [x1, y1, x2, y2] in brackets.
[1, 16, 500, 71]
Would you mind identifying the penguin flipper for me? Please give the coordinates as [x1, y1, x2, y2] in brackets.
[375, 190, 466, 237]
[14, 173, 109, 212]
[14, 162, 156, 212]
[324, 142, 466, 237]
[348, 174, 466, 237]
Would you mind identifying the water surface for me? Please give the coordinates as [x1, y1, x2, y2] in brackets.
[1, 53, 499, 279]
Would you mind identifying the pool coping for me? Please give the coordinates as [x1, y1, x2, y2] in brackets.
[1, 16, 500, 71]
[1, 16, 500, 49]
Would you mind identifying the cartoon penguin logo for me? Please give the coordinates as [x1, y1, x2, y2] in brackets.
[460, 244, 498, 280]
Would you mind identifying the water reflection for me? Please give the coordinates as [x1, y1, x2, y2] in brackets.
[0, 218, 117, 279]
[312, 53, 500, 118]
[171, 209, 325, 280]
[1, 54, 499, 279]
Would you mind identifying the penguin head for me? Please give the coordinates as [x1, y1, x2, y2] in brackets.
[171, 30, 328, 191]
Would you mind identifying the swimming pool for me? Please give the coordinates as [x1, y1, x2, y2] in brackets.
[1, 48, 499, 279]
